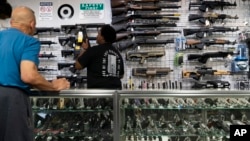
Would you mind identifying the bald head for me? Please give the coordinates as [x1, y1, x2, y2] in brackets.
[10, 6, 36, 35]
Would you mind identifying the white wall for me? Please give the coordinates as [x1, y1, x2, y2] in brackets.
[7, 0, 112, 27]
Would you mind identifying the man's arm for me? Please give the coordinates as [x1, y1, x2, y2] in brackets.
[75, 39, 89, 70]
[20, 60, 70, 91]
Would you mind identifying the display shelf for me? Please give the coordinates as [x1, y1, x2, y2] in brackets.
[30, 89, 115, 141]
[116, 90, 250, 141]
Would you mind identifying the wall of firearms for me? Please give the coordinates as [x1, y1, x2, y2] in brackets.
[4, 0, 250, 90]
[113, 0, 250, 91]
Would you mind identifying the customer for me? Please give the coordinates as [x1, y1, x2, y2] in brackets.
[0, 6, 70, 141]
[75, 24, 124, 89]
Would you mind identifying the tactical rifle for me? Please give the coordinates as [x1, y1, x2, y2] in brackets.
[38, 53, 57, 59]
[182, 66, 231, 80]
[189, 0, 237, 12]
[35, 27, 60, 35]
[112, 4, 181, 16]
[192, 80, 230, 89]
[61, 23, 105, 34]
[57, 75, 87, 88]
[39, 41, 57, 46]
[58, 36, 76, 48]
[111, 0, 181, 8]
[187, 51, 235, 63]
[132, 67, 173, 77]
[183, 26, 239, 38]
[185, 38, 236, 50]
[38, 67, 57, 72]
[114, 38, 174, 51]
[116, 30, 180, 41]
[57, 62, 75, 70]
[112, 22, 177, 32]
[61, 49, 74, 58]
[126, 48, 165, 64]
[188, 12, 238, 24]
[112, 13, 180, 24]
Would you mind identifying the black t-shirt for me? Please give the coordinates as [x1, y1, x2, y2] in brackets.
[78, 43, 124, 89]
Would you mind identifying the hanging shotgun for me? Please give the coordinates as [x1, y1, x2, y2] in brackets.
[182, 66, 231, 80]
[112, 13, 180, 24]
[187, 51, 236, 63]
[189, 0, 237, 12]
[183, 26, 239, 38]
[126, 48, 165, 64]
[112, 21, 177, 32]
[115, 29, 181, 41]
[111, 0, 181, 8]
[112, 4, 181, 16]
[185, 38, 236, 50]
[114, 38, 174, 51]
[188, 12, 238, 24]
[132, 67, 173, 77]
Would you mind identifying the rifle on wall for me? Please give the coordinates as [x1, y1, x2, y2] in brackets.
[183, 26, 239, 38]
[132, 67, 173, 77]
[112, 4, 181, 16]
[185, 38, 236, 50]
[182, 66, 231, 80]
[35, 27, 61, 35]
[188, 12, 238, 24]
[126, 48, 165, 64]
[187, 51, 236, 63]
[114, 38, 174, 51]
[111, 0, 181, 8]
[189, 0, 237, 12]
[38, 53, 57, 59]
[112, 22, 177, 32]
[116, 29, 181, 41]
[112, 13, 180, 24]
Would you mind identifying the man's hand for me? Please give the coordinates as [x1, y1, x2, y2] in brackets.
[51, 78, 71, 91]
[82, 39, 89, 50]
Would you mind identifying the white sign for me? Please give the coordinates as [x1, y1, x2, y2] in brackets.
[39, 2, 53, 21]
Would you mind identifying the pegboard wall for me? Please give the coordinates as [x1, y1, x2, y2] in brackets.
[113, 0, 250, 91]
[3, 0, 250, 90]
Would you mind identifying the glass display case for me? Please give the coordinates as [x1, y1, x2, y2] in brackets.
[30, 90, 116, 141]
[116, 90, 250, 141]
[30, 90, 250, 141]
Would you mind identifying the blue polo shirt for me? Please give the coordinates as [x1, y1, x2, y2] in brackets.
[0, 28, 40, 92]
